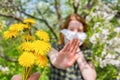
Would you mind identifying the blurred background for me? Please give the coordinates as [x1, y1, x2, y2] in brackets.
[0, 0, 120, 80]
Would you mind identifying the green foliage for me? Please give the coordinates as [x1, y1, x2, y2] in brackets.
[0, 32, 21, 80]
[0, 0, 120, 80]
[39, 67, 50, 80]
[96, 65, 117, 80]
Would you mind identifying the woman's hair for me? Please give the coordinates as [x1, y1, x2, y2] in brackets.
[58, 14, 88, 47]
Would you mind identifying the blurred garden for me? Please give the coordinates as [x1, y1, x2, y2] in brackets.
[0, 0, 120, 80]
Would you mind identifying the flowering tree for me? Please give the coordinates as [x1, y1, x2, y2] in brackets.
[0, 0, 120, 80]
[85, 1, 120, 79]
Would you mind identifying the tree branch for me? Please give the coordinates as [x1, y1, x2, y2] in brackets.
[54, 0, 62, 26]
[83, 0, 96, 18]
[0, 3, 18, 9]
[0, 52, 17, 62]
[19, 10, 44, 22]
[86, 0, 96, 10]
[115, 12, 120, 18]
[36, 8, 58, 41]
[17, 5, 58, 41]
[0, 46, 17, 62]
[72, 0, 80, 14]
[0, 2, 58, 41]
[0, 13, 23, 22]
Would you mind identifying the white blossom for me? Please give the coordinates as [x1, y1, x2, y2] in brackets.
[37, 1, 49, 11]
[101, 29, 110, 36]
[105, 54, 116, 59]
[93, 22, 101, 30]
[100, 60, 107, 68]
[117, 72, 120, 80]
[109, 60, 120, 67]
[0, 65, 2, 70]
[89, 1, 117, 22]
[105, 14, 115, 21]
[118, 19, 120, 24]
[101, 50, 106, 57]
[114, 27, 120, 33]
[0, 65, 9, 74]
[114, 48, 120, 53]
[85, 16, 92, 22]
[1, 67, 9, 73]
[90, 33, 100, 44]
[108, 37, 120, 47]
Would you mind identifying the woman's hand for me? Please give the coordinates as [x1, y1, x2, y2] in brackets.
[11, 72, 40, 80]
[53, 39, 79, 69]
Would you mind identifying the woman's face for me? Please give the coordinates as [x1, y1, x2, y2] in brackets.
[68, 20, 84, 33]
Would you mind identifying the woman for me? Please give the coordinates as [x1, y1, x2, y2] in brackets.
[48, 14, 96, 80]
[12, 14, 96, 80]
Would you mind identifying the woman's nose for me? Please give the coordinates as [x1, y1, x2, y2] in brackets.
[72, 29, 78, 33]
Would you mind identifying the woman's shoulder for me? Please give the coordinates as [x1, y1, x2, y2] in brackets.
[51, 43, 64, 51]
[48, 43, 63, 56]
[81, 45, 93, 61]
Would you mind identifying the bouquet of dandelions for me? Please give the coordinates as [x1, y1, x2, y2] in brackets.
[3, 18, 51, 80]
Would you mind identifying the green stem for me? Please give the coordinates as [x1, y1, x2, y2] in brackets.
[22, 67, 25, 80]
[22, 66, 34, 80]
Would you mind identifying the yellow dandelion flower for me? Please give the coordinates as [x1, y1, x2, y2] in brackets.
[18, 52, 35, 67]
[3, 30, 19, 39]
[9, 23, 23, 31]
[35, 30, 50, 42]
[32, 40, 51, 55]
[36, 55, 48, 68]
[22, 35, 35, 41]
[19, 23, 30, 29]
[19, 42, 33, 51]
[23, 18, 36, 24]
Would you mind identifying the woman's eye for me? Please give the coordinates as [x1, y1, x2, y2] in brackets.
[78, 29, 82, 32]
[70, 29, 74, 31]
